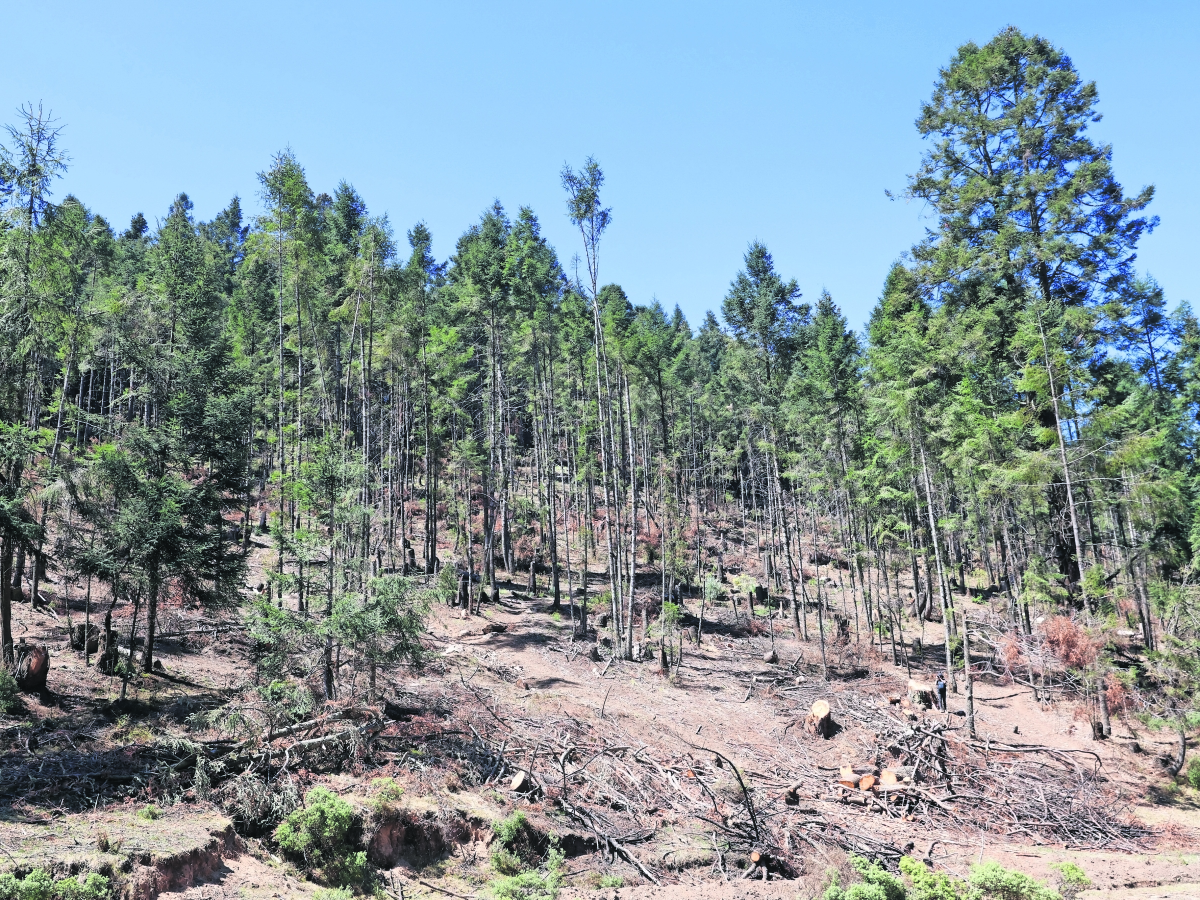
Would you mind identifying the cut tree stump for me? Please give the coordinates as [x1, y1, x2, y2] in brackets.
[805, 699, 834, 738]
[908, 679, 934, 709]
[879, 769, 899, 786]
[13, 642, 48, 692]
[510, 771, 539, 796]
[70, 623, 100, 654]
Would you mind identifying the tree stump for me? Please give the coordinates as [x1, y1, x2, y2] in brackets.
[97, 630, 120, 675]
[762, 649, 778, 664]
[70, 623, 100, 654]
[13, 642, 48, 692]
[805, 699, 833, 738]
[907, 679, 934, 709]
[510, 770, 540, 796]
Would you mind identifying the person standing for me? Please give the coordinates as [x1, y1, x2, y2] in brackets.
[935, 672, 947, 711]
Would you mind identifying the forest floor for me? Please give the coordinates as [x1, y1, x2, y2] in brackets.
[1, 538, 1198, 900]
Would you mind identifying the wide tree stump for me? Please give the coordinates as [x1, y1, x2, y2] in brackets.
[70, 623, 100, 654]
[805, 699, 834, 738]
[908, 679, 934, 709]
[13, 642, 48, 692]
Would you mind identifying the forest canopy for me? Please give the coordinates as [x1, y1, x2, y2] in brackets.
[1, 26, 1197, 747]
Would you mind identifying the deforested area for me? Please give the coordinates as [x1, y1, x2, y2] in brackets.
[0, 24, 1197, 900]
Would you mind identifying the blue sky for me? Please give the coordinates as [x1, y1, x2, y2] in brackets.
[6, 1, 1196, 331]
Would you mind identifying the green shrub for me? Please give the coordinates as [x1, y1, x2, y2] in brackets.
[1186, 756, 1200, 790]
[275, 787, 368, 888]
[493, 811, 529, 848]
[368, 777, 404, 818]
[1049, 863, 1090, 900]
[137, 804, 160, 821]
[0, 668, 19, 714]
[597, 875, 623, 888]
[899, 856, 972, 900]
[490, 848, 523, 876]
[312, 890, 353, 900]
[969, 861, 1061, 900]
[50, 875, 111, 900]
[0, 871, 110, 900]
[824, 856, 906, 900]
[488, 848, 564, 900]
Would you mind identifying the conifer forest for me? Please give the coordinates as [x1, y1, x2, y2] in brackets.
[0, 26, 1197, 900]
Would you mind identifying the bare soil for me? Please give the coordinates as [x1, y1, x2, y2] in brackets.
[3, 540, 1199, 900]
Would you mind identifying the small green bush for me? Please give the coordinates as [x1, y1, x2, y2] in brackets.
[1186, 756, 1200, 790]
[0, 668, 19, 714]
[312, 890, 353, 900]
[824, 856, 906, 900]
[0, 871, 110, 900]
[970, 861, 1061, 900]
[900, 856, 969, 900]
[368, 776, 404, 818]
[275, 787, 368, 888]
[1049, 862, 1090, 900]
[597, 875, 623, 888]
[493, 811, 529, 848]
[137, 804, 160, 821]
[488, 848, 564, 900]
[50, 875, 111, 900]
[490, 848, 523, 876]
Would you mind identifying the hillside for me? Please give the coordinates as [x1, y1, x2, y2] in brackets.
[1, 527, 1196, 900]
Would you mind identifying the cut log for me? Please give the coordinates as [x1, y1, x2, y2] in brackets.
[805, 699, 834, 738]
[858, 775, 876, 792]
[839, 765, 855, 781]
[880, 769, 899, 786]
[749, 850, 764, 866]
[481, 622, 508, 634]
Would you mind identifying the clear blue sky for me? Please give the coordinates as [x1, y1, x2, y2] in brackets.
[7, 1, 1196, 331]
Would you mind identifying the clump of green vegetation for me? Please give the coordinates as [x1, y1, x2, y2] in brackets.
[136, 804, 160, 821]
[488, 848, 564, 900]
[312, 890, 353, 900]
[493, 811, 529, 848]
[1186, 756, 1200, 791]
[0, 870, 112, 900]
[275, 787, 368, 888]
[0, 669, 19, 714]
[368, 777, 404, 818]
[970, 861, 1061, 900]
[824, 856, 905, 900]
[596, 875, 623, 888]
[491, 811, 537, 874]
[487, 812, 561, 900]
[1049, 862, 1091, 900]
[823, 856, 1066, 900]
